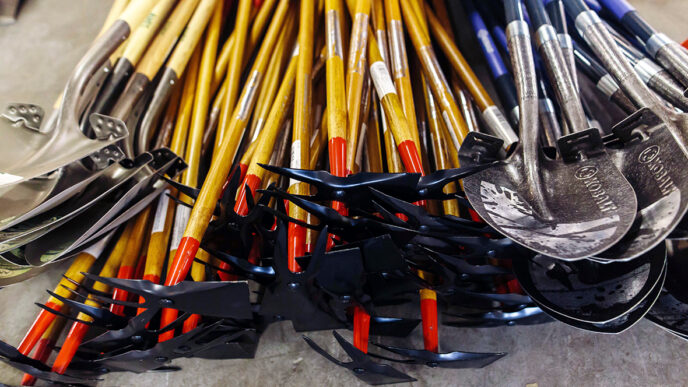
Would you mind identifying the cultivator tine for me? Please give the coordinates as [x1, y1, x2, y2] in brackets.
[371, 342, 506, 369]
[304, 332, 416, 385]
[6, 0, 688, 384]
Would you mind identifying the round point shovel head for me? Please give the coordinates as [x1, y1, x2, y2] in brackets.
[647, 240, 688, 337]
[597, 109, 688, 261]
[513, 243, 666, 325]
[537, 266, 665, 334]
[460, 130, 637, 260]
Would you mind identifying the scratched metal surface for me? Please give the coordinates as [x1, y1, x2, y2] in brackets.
[1, 1, 687, 386]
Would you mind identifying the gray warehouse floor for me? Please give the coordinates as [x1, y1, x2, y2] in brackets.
[1, 1, 687, 386]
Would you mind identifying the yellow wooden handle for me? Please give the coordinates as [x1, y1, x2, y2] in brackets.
[118, 0, 159, 29]
[137, 0, 201, 79]
[121, 0, 177, 66]
[168, 0, 220, 75]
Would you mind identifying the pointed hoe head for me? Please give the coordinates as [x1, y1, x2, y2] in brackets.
[460, 130, 637, 260]
[303, 331, 416, 385]
[259, 164, 421, 203]
[371, 343, 506, 369]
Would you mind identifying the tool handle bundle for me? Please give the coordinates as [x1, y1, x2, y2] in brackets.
[2, 0, 688, 385]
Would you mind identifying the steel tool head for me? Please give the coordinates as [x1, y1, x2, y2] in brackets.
[369, 343, 506, 369]
[443, 306, 553, 328]
[22, 149, 185, 265]
[513, 244, 666, 325]
[0, 146, 125, 232]
[0, 20, 132, 187]
[594, 109, 688, 260]
[0, 151, 154, 255]
[645, 240, 688, 337]
[304, 331, 416, 385]
[536, 265, 665, 333]
[461, 13, 637, 260]
[567, 3, 688, 260]
[0, 340, 99, 385]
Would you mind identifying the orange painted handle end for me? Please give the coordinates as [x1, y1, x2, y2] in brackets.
[51, 322, 89, 374]
[234, 174, 262, 216]
[328, 137, 348, 178]
[18, 305, 59, 355]
[353, 306, 371, 353]
[288, 222, 306, 272]
[182, 314, 201, 333]
[420, 289, 439, 353]
[110, 265, 135, 316]
[21, 337, 54, 385]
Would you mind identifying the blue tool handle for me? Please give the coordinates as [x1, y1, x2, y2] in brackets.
[598, 0, 634, 20]
[598, 0, 654, 42]
[544, 0, 567, 34]
[524, 0, 551, 30]
[465, 1, 508, 79]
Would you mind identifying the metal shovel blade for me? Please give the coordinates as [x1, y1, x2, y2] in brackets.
[0, 146, 125, 231]
[0, 108, 127, 187]
[0, 19, 132, 186]
[596, 109, 688, 260]
[0, 152, 153, 254]
[513, 243, 666, 324]
[23, 149, 184, 265]
[460, 130, 637, 260]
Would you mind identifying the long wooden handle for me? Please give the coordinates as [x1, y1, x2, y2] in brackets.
[121, 0, 177, 66]
[168, 0, 220, 76]
[137, 0, 201, 79]
[118, 0, 159, 29]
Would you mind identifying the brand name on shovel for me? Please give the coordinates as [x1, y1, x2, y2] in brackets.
[575, 166, 618, 213]
[638, 145, 676, 196]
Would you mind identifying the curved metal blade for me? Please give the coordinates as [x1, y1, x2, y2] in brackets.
[0, 152, 153, 255]
[514, 244, 666, 324]
[537, 261, 666, 334]
[0, 146, 125, 232]
[461, 131, 638, 260]
[597, 110, 688, 260]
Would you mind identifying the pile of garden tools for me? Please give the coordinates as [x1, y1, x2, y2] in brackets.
[2, 0, 688, 384]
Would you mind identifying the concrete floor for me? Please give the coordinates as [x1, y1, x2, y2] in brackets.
[0, 1, 687, 386]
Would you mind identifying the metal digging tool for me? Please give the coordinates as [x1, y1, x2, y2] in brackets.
[564, 0, 688, 260]
[0, 152, 154, 255]
[645, 240, 688, 339]
[459, 0, 636, 260]
[23, 149, 185, 266]
[513, 244, 665, 326]
[0, 0, 158, 186]
[0, 146, 124, 231]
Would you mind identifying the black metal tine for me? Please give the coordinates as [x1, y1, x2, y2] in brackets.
[34, 303, 95, 327]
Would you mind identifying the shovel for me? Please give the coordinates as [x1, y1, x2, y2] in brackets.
[460, 0, 636, 260]
[0, 0, 158, 186]
[0, 152, 154, 255]
[565, 0, 688, 260]
[0, 146, 124, 231]
[514, 243, 665, 326]
[23, 149, 185, 266]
